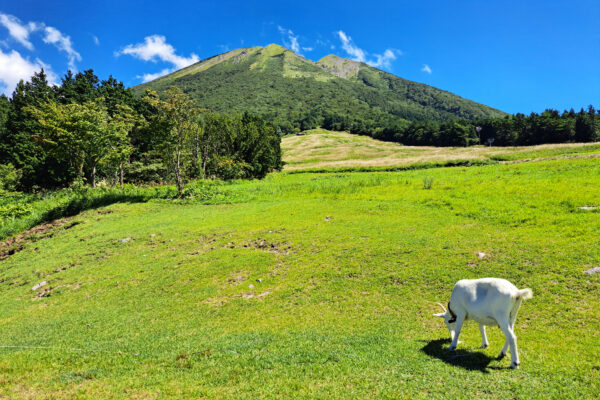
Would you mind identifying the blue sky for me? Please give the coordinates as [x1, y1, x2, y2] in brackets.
[1, 0, 598, 114]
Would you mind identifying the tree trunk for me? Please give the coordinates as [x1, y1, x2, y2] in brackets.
[175, 150, 183, 195]
[91, 164, 96, 188]
[192, 130, 200, 178]
[202, 146, 207, 179]
[78, 160, 85, 184]
[119, 162, 124, 188]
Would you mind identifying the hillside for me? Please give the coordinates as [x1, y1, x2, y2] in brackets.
[1, 157, 599, 398]
[132, 44, 506, 131]
[282, 129, 600, 170]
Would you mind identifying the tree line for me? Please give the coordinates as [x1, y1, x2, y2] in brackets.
[0, 70, 282, 193]
[319, 107, 599, 147]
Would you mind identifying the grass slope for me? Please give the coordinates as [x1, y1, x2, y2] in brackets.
[1, 158, 599, 398]
[132, 44, 505, 124]
[282, 129, 600, 171]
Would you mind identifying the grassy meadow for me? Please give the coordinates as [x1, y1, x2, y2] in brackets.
[282, 128, 600, 171]
[1, 135, 600, 398]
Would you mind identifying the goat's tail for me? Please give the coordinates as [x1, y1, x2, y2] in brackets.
[516, 288, 533, 300]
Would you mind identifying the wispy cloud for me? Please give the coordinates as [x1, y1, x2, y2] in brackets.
[316, 38, 335, 50]
[337, 31, 365, 62]
[0, 13, 38, 50]
[336, 30, 402, 69]
[277, 26, 301, 53]
[43, 26, 81, 70]
[0, 12, 81, 71]
[137, 68, 172, 83]
[421, 64, 432, 74]
[92, 35, 100, 46]
[0, 48, 57, 95]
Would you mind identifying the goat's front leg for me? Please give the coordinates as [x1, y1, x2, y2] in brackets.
[448, 314, 465, 351]
[479, 324, 489, 348]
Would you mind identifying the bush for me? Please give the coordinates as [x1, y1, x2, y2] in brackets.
[423, 177, 434, 190]
[214, 157, 251, 180]
[0, 164, 21, 191]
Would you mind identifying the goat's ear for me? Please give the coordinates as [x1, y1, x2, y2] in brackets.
[433, 312, 446, 318]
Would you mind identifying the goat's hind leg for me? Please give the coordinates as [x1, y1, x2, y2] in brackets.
[497, 317, 520, 369]
[499, 303, 520, 360]
[479, 324, 489, 348]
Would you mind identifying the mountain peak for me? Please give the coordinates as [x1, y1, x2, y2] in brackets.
[317, 54, 360, 78]
[262, 43, 287, 55]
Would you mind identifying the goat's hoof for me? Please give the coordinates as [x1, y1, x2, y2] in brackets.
[480, 343, 489, 349]
[497, 352, 506, 360]
[510, 362, 520, 369]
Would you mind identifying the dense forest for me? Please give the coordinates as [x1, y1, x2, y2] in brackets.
[0, 70, 282, 193]
[319, 107, 599, 147]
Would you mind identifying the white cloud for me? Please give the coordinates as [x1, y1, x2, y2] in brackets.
[0, 12, 81, 71]
[422, 64, 432, 74]
[302, 46, 313, 52]
[43, 26, 81, 71]
[337, 31, 365, 62]
[137, 68, 172, 83]
[336, 30, 402, 70]
[117, 35, 199, 70]
[0, 13, 39, 50]
[370, 49, 399, 69]
[92, 35, 100, 46]
[277, 26, 301, 53]
[0, 48, 57, 95]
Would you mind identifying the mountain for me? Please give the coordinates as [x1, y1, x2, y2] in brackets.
[132, 44, 506, 131]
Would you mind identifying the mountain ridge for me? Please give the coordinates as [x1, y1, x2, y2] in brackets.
[132, 44, 506, 132]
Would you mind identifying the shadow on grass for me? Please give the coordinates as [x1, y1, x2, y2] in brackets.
[420, 338, 508, 373]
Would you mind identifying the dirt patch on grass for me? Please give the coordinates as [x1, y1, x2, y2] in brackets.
[0, 218, 80, 261]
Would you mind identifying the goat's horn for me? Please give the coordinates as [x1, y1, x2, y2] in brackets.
[436, 302, 447, 313]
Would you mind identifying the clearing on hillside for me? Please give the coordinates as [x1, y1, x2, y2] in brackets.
[281, 128, 600, 171]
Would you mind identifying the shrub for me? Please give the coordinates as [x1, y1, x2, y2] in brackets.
[0, 164, 21, 191]
[423, 177, 434, 190]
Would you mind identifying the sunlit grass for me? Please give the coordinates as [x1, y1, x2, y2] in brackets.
[1, 158, 599, 398]
[282, 129, 600, 171]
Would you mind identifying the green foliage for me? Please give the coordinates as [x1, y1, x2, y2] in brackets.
[422, 176, 434, 189]
[0, 185, 178, 240]
[0, 163, 21, 191]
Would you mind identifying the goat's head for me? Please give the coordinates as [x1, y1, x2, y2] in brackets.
[433, 302, 457, 340]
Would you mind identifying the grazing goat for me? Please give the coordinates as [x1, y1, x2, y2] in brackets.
[434, 278, 533, 369]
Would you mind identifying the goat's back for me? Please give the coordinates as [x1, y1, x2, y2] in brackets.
[450, 278, 529, 319]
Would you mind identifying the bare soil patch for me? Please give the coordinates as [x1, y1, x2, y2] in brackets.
[0, 218, 80, 261]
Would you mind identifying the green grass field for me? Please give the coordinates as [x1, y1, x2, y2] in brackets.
[1, 138, 600, 398]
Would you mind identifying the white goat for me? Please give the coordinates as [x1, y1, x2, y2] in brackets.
[434, 278, 533, 369]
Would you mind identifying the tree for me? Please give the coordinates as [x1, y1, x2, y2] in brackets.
[28, 99, 117, 187]
[0, 70, 74, 190]
[143, 87, 198, 194]
[105, 104, 140, 187]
